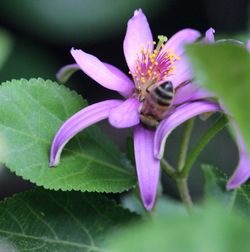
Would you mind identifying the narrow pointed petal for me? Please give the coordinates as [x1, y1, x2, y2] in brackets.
[50, 100, 123, 166]
[109, 97, 140, 128]
[71, 49, 134, 97]
[227, 123, 250, 189]
[123, 9, 153, 72]
[56, 63, 80, 83]
[203, 28, 215, 43]
[104, 63, 134, 87]
[174, 82, 213, 105]
[134, 125, 160, 210]
[163, 29, 201, 56]
[154, 101, 220, 159]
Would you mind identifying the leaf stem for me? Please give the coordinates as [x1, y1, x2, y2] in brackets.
[177, 118, 195, 172]
[180, 115, 228, 178]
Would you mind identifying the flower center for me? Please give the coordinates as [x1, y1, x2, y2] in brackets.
[130, 35, 180, 100]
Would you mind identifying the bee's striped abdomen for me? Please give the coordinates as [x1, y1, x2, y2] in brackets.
[152, 81, 174, 106]
[139, 81, 174, 129]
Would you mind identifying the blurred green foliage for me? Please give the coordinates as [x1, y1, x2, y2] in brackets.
[107, 202, 250, 252]
[0, 37, 60, 83]
[0, 0, 167, 44]
[0, 29, 12, 70]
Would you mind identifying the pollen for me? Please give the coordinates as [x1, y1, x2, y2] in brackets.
[131, 35, 180, 92]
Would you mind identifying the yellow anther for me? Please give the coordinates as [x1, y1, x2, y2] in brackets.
[154, 61, 159, 65]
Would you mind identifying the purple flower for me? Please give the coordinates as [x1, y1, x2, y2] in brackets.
[50, 9, 248, 210]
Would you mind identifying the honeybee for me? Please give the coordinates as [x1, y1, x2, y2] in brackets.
[139, 81, 174, 129]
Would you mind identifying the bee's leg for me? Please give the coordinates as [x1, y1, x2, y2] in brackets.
[139, 113, 159, 130]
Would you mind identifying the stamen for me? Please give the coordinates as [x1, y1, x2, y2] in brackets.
[132, 35, 180, 95]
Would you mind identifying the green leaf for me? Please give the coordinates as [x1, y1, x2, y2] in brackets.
[0, 78, 135, 192]
[201, 165, 235, 208]
[0, 29, 12, 70]
[201, 164, 250, 214]
[186, 43, 250, 152]
[107, 202, 250, 252]
[0, 188, 137, 251]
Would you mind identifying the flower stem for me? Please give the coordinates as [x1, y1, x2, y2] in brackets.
[180, 115, 228, 178]
[177, 118, 195, 172]
[161, 158, 177, 178]
[176, 178, 193, 212]
[161, 115, 228, 212]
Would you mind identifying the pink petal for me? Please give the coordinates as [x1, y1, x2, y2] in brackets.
[174, 82, 213, 105]
[50, 100, 123, 166]
[56, 63, 80, 83]
[227, 151, 250, 189]
[134, 125, 160, 210]
[168, 56, 192, 88]
[247, 40, 250, 51]
[163, 29, 201, 56]
[123, 9, 153, 72]
[108, 97, 140, 128]
[71, 49, 134, 97]
[203, 28, 215, 43]
[154, 101, 220, 159]
[227, 122, 250, 189]
[104, 63, 134, 87]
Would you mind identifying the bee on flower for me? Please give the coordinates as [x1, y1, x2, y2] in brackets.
[50, 9, 250, 210]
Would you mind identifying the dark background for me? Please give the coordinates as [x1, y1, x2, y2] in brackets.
[0, 0, 249, 201]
